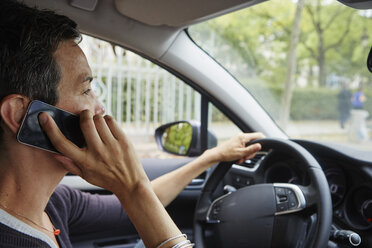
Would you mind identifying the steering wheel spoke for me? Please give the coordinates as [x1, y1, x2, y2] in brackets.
[300, 184, 319, 207]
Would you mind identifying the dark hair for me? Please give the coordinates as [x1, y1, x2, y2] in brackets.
[0, 0, 81, 141]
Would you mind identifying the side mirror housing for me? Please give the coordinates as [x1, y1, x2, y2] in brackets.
[154, 121, 217, 156]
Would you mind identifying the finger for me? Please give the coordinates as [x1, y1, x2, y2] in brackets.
[39, 112, 83, 160]
[242, 132, 265, 143]
[104, 115, 124, 140]
[242, 143, 261, 155]
[79, 110, 102, 147]
[237, 151, 258, 164]
[237, 144, 260, 164]
[244, 151, 258, 161]
[93, 114, 115, 144]
[54, 154, 83, 176]
[237, 158, 245, 164]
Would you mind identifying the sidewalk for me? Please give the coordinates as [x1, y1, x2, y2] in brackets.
[286, 120, 372, 151]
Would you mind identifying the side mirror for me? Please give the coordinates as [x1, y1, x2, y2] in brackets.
[154, 121, 217, 156]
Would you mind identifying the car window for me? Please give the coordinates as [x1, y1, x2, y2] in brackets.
[79, 35, 241, 158]
[189, 0, 372, 151]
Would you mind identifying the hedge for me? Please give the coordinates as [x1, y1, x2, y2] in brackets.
[213, 83, 372, 121]
[291, 87, 372, 120]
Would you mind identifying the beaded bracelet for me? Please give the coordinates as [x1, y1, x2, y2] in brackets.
[156, 234, 187, 248]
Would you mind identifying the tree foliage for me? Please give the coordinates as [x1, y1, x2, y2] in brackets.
[189, 0, 372, 124]
[189, 0, 371, 88]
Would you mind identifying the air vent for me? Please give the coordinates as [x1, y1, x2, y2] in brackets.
[239, 151, 267, 169]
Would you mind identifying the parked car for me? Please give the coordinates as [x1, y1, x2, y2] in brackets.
[24, 0, 372, 247]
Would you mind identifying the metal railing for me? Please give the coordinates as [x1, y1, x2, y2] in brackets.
[80, 35, 201, 136]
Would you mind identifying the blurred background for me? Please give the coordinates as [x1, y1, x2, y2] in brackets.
[80, 0, 372, 158]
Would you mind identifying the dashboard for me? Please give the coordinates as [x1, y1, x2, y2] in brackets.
[223, 139, 372, 247]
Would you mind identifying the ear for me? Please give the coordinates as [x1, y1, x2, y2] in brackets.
[0, 95, 30, 134]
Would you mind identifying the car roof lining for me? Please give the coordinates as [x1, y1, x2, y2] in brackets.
[23, 0, 182, 59]
[23, 0, 372, 59]
[22, 0, 269, 59]
[114, 0, 267, 28]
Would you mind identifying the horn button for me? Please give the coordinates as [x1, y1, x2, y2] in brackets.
[206, 184, 306, 248]
[206, 184, 276, 247]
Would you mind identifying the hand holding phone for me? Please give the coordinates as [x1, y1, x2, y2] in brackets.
[17, 100, 86, 153]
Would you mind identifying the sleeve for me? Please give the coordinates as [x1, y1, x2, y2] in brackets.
[55, 184, 137, 236]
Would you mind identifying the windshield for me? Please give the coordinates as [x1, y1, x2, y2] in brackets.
[189, 0, 372, 150]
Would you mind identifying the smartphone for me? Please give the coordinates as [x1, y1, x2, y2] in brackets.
[17, 100, 86, 153]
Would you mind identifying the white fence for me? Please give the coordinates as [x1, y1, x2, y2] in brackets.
[80, 35, 202, 136]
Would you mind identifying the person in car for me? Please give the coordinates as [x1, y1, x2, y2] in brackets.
[0, 1, 263, 247]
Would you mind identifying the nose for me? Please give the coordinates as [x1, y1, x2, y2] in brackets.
[94, 99, 105, 115]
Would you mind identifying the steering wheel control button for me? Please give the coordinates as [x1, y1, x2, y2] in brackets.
[207, 203, 221, 223]
[275, 187, 286, 196]
[287, 190, 298, 209]
[278, 195, 288, 202]
[275, 187, 290, 211]
[275, 187, 288, 202]
[235, 176, 241, 184]
[277, 202, 288, 212]
[288, 196, 298, 209]
[206, 193, 231, 224]
[274, 183, 306, 215]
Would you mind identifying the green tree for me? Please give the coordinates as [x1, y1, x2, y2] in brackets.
[189, 0, 372, 122]
[301, 1, 355, 86]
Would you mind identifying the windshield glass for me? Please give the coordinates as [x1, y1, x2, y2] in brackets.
[189, 0, 372, 150]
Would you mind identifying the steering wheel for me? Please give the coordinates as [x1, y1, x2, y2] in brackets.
[194, 138, 332, 248]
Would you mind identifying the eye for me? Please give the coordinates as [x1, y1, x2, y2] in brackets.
[83, 88, 92, 95]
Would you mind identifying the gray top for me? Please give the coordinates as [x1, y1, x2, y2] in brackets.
[0, 208, 57, 248]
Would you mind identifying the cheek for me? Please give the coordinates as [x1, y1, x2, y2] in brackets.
[57, 95, 95, 115]
[73, 100, 96, 114]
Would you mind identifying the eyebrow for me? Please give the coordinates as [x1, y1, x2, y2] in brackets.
[83, 76, 94, 83]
